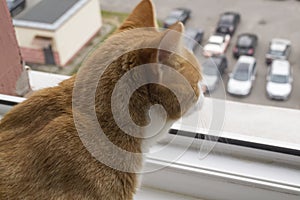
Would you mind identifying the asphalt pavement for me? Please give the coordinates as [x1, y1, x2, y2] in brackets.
[21, 0, 300, 109]
[100, 0, 300, 109]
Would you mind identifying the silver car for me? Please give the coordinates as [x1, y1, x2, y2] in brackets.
[201, 55, 228, 93]
[265, 38, 291, 65]
[266, 60, 293, 100]
[184, 28, 204, 52]
[227, 56, 257, 96]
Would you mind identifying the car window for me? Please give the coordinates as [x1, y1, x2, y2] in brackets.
[220, 15, 234, 24]
[252, 62, 256, 74]
[269, 49, 285, 56]
[233, 63, 250, 81]
[209, 41, 222, 46]
[238, 36, 252, 47]
[270, 74, 289, 84]
[169, 10, 182, 18]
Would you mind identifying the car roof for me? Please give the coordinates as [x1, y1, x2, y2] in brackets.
[208, 35, 224, 44]
[238, 56, 256, 64]
[271, 60, 290, 75]
[270, 39, 291, 51]
[237, 35, 254, 46]
[169, 9, 184, 17]
[221, 14, 235, 22]
[270, 43, 287, 52]
[271, 38, 291, 46]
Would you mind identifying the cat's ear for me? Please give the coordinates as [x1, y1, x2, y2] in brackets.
[156, 22, 184, 63]
[146, 22, 184, 83]
[118, 0, 158, 31]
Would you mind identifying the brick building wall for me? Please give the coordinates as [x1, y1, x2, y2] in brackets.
[20, 48, 60, 65]
[0, 0, 30, 96]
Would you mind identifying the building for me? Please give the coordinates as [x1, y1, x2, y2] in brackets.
[13, 0, 102, 66]
[0, 0, 30, 96]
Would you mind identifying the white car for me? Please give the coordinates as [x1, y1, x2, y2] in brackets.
[227, 56, 257, 96]
[203, 34, 230, 57]
[266, 60, 293, 100]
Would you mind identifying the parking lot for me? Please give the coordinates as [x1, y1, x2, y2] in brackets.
[100, 0, 300, 109]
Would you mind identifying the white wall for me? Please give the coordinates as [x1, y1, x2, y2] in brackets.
[55, 0, 102, 66]
[14, 27, 56, 49]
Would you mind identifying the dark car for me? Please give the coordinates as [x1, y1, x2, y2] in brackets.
[233, 33, 258, 58]
[216, 12, 240, 36]
[163, 8, 191, 28]
[184, 28, 204, 51]
[201, 55, 228, 93]
[6, 0, 26, 17]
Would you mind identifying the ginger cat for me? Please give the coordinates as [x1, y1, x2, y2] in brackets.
[0, 0, 202, 199]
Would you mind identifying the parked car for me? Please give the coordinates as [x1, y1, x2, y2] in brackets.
[203, 34, 230, 57]
[227, 56, 257, 96]
[265, 38, 291, 65]
[266, 60, 292, 100]
[184, 28, 204, 51]
[216, 12, 240, 36]
[233, 33, 258, 58]
[201, 55, 228, 93]
[163, 8, 191, 28]
[6, 0, 26, 17]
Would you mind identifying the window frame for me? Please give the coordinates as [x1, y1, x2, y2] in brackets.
[1, 94, 300, 200]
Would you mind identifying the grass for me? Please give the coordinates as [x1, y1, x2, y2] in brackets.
[101, 10, 163, 29]
[69, 10, 163, 75]
[101, 10, 129, 24]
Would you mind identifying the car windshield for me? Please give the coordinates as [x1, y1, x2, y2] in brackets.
[210, 41, 222, 46]
[270, 74, 289, 84]
[220, 15, 234, 25]
[233, 63, 250, 81]
[205, 44, 222, 53]
[169, 10, 182, 18]
[269, 50, 284, 56]
[238, 36, 252, 47]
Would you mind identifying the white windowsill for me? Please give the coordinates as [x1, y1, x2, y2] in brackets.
[135, 187, 201, 200]
[141, 138, 300, 200]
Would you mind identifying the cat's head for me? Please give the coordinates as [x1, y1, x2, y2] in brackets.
[73, 0, 203, 159]
[110, 0, 203, 122]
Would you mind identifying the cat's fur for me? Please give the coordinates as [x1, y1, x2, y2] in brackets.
[0, 0, 202, 199]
